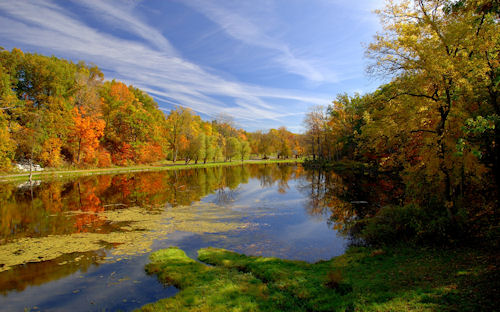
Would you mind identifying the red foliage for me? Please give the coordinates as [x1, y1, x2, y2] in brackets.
[112, 142, 134, 166]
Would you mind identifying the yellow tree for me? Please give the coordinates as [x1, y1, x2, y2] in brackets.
[366, 0, 498, 216]
[166, 106, 195, 162]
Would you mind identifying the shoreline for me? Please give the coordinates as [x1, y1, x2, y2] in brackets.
[0, 158, 304, 183]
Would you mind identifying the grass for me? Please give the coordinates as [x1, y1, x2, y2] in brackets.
[138, 246, 498, 311]
[0, 158, 304, 183]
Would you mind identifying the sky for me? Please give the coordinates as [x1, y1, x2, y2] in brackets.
[0, 0, 386, 132]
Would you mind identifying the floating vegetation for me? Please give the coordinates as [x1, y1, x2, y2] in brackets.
[0, 202, 250, 272]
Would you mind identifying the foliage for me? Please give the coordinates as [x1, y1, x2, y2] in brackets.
[226, 137, 241, 162]
[0, 48, 306, 170]
[358, 204, 461, 245]
[302, 0, 499, 244]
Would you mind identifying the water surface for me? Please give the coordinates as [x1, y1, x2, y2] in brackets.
[0, 163, 363, 311]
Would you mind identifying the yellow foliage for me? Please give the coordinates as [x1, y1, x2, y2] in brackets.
[39, 137, 63, 167]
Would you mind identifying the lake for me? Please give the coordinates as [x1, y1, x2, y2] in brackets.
[0, 163, 365, 311]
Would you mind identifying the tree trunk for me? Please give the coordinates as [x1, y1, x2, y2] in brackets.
[77, 138, 82, 163]
[438, 83, 454, 220]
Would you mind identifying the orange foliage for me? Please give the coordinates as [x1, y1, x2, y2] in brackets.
[112, 142, 134, 166]
[109, 82, 134, 103]
[71, 107, 105, 166]
[179, 134, 189, 151]
[136, 143, 164, 164]
[97, 147, 112, 167]
[238, 132, 247, 141]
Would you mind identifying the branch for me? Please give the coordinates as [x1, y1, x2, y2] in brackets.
[410, 129, 437, 134]
[384, 91, 440, 102]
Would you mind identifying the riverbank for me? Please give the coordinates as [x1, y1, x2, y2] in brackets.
[139, 245, 498, 311]
[0, 158, 303, 182]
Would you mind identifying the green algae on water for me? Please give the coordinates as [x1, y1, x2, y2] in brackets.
[0, 202, 250, 272]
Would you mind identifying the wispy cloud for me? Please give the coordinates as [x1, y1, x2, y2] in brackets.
[0, 0, 331, 130]
[179, 0, 339, 83]
[69, 0, 178, 55]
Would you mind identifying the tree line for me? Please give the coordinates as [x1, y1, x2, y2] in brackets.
[303, 0, 498, 243]
[0, 48, 304, 170]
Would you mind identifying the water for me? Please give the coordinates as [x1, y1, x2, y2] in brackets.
[0, 163, 363, 311]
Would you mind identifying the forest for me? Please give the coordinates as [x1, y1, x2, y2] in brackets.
[302, 0, 499, 245]
[0, 49, 304, 170]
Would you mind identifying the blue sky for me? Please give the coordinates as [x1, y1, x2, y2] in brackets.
[0, 0, 385, 132]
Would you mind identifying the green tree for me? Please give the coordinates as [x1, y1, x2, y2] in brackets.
[239, 139, 251, 162]
[226, 137, 241, 162]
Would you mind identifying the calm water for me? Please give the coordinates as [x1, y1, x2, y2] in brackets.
[0, 163, 388, 311]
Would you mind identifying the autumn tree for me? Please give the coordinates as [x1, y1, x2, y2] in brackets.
[239, 139, 251, 162]
[303, 106, 327, 160]
[226, 137, 241, 162]
[202, 135, 217, 164]
[366, 0, 499, 217]
[166, 106, 195, 162]
[70, 107, 105, 166]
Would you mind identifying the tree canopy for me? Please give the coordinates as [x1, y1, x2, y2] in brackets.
[0, 49, 305, 170]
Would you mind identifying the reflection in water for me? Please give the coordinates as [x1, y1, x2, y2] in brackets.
[0, 165, 305, 278]
[298, 168, 403, 234]
[0, 250, 105, 295]
[0, 163, 390, 311]
[0, 165, 305, 245]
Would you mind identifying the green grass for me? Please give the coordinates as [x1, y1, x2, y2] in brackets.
[0, 158, 304, 182]
[138, 246, 498, 311]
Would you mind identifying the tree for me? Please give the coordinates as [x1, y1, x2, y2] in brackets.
[366, 0, 499, 217]
[239, 139, 251, 162]
[203, 135, 216, 164]
[194, 133, 206, 164]
[101, 81, 167, 165]
[166, 106, 194, 162]
[226, 137, 241, 162]
[0, 110, 14, 170]
[258, 132, 274, 159]
[70, 106, 105, 166]
[303, 106, 326, 160]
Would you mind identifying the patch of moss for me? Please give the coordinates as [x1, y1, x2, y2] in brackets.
[139, 246, 498, 311]
[140, 247, 351, 312]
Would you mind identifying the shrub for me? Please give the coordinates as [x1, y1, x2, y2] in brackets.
[358, 203, 460, 245]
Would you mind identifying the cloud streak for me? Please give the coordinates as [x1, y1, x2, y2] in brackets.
[0, 0, 331, 130]
[180, 0, 338, 83]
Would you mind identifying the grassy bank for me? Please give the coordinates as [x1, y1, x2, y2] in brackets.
[0, 158, 303, 183]
[139, 246, 498, 312]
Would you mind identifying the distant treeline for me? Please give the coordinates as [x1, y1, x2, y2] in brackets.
[0, 48, 305, 170]
[302, 0, 499, 244]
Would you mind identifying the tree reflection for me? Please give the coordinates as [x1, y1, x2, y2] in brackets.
[0, 250, 105, 295]
[3, 163, 397, 244]
[297, 168, 403, 234]
[0, 164, 306, 243]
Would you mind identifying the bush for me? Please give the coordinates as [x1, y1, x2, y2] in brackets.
[358, 203, 459, 245]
